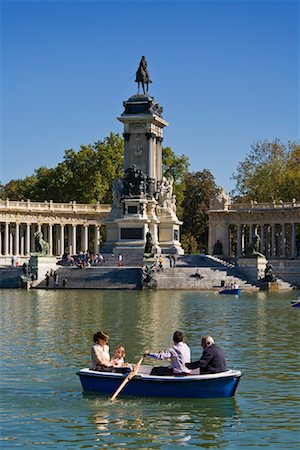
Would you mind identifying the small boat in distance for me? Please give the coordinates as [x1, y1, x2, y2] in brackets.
[77, 365, 243, 399]
[291, 299, 300, 308]
[219, 288, 241, 295]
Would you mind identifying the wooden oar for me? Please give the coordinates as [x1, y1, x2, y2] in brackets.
[110, 355, 145, 401]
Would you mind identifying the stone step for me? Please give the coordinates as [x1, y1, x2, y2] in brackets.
[36, 267, 142, 290]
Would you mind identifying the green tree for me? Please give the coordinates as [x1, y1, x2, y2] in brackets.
[231, 139, 300, 202]
[181, 170, 217, 252]
[162, 146, 190, 219]
[4, 133, 124, 203]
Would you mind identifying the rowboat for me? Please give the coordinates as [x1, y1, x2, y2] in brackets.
[77, 365, 243, 398]
[291, 299, 300, 308]
[219, 288, 241, 295]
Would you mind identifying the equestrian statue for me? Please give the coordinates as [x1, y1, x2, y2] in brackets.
[135, 56, 152, 95]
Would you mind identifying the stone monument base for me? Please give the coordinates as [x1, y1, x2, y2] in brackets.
[260, 281, 279, 291]
[237, 255, 267, 282]
[30, 255, 58, 283]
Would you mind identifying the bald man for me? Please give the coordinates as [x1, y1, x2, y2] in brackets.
[186, 336, 227, 374]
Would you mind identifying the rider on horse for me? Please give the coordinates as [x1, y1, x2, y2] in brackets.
[135, 56, 152, 95]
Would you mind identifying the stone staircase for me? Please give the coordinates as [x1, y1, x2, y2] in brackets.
[156, 255, 258, 290]
[36, 266, 142, 290]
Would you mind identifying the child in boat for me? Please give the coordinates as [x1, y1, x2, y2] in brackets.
[111, 346, 127, 367]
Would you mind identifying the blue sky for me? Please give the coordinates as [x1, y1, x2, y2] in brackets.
[1, 0, 299, 193]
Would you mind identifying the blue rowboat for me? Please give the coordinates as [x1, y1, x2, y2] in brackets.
[219, 288, 241, 295]
[77, 365, 243, 399]
[291, 300, 300, 308]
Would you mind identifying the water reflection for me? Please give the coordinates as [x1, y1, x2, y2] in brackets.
[86, 396, 240, 448]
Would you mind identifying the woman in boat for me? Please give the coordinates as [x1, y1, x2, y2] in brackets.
[91, 331, 114, 371]
[144, 330, 191, 376]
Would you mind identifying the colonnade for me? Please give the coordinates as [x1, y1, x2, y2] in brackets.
[0, 222, 102, 257]
[208, 200, 300, 259]
[230, 222, 299, 258]
[0, 199, 111, 259]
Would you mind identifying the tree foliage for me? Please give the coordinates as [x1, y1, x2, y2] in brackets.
[4, 133, 124, 203]
[181, 170, 217, 252]
[231, 139, 300, 202]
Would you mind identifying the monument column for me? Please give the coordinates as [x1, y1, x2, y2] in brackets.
[104, 56, 183, 255]
[15, 223, 20, 256]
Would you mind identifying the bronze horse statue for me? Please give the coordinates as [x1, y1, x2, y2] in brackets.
[135, 56, 152, 95]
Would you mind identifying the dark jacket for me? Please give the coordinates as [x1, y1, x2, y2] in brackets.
[186, 344, 227, 373]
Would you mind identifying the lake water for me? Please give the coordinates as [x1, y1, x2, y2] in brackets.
[0, 289, 299, 449]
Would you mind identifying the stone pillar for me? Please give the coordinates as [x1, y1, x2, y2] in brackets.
[94, 225, 100, 254]
[260, 224, 265, 255]
[37, 224, 42, 233]
[146, 133, 156, 179]
[291, 223, 296, 257]
[60, 224, 65, 256]
[26, 223, 31, 254]
[48, 224, 53, 256]
[237, 225, 242, 257]
[280, 223, 286, 257]
[72, 225, 77, 255]
[271, 223, 276, 257]
[9, 228, 13, 255]
[4, 222, 9, 255]
[249, 224, 253, 245]
[83, 225, 88, 252]
[20, 225, 24, 255]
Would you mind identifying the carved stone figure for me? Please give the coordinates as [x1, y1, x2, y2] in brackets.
[263, 262, 277, 282]
[141, 264, 157, 289]
[144, 231, 153, 254]
[245, 230, 263, 257]
[210, 188, 230, 210]
[213, 239, 223, 255]
[135, 56, 152, 95]
[34, 231, 50, 255]
[123, 165, 147, 197]
[157, 176, 173, 207]
[112, 178, 124, 208]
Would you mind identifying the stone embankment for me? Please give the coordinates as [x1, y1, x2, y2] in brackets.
[0, 253, 296, 290]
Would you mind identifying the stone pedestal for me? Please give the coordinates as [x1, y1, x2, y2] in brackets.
[260, 281, 279, 291]
[237, 255, 267, 282]
[103, 93, 183, 256]
[29, 255, 58, 282]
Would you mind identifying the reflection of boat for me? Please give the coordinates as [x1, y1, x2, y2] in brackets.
[77, 366, 243, 398]
[219, 288, 241, 295]
[291, 299, 300, 308]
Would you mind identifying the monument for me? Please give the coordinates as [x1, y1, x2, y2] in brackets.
[103, 57, 183, 255]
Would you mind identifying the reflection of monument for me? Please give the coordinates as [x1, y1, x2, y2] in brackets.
[103, 57, 183, 255]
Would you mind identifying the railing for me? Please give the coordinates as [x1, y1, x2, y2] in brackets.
[228, 200, 300, 211]
[0, 199, 111, 214]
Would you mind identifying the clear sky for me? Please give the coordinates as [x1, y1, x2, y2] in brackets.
[1, 0, 299, 194]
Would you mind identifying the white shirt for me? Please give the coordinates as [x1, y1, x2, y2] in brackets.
[91, 343, 110, 370]
[148, 342, 191, 374]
